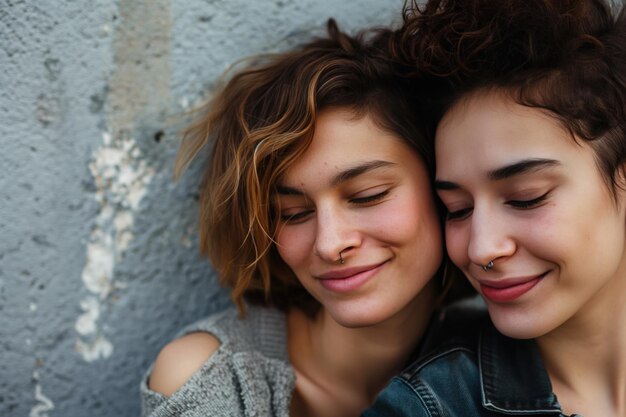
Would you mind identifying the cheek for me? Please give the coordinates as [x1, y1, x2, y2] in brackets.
[363, 202, 415, 237]
[445, 223, 470, 268]
[275, 224, 315, 271]
[372, 189, 441, 242]
[540, 201, 625, 272]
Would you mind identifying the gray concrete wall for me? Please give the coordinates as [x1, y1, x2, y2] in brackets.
[0, 1, 404, 416]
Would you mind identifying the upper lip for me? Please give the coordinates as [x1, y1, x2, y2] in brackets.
[477, 272, 548, 289]
[316, 261, 387, 280]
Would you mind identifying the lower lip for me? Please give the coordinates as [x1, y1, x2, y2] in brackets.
[480, 275, 546, 303]
[319, 263, 386, 293]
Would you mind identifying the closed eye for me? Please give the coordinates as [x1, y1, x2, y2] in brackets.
[507, 191, 550, 209]
[446, 207, 472, 221]
[349, 189, 390, 205]
[280, 209, 314, 224]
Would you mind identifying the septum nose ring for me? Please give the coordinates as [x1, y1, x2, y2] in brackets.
[482, 260, 494, 272]
[338, 251, 345, 264]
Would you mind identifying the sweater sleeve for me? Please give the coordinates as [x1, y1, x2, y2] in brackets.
[140, 348, 295, 417]
[140, 307, 295, 417]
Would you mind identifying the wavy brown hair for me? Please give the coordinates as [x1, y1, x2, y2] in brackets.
[176, 19, 441, 315]
[392, 0, 626, 195]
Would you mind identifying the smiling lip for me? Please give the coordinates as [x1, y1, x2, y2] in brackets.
[479, 272, 548, 303]
[316, 262, 387, 293]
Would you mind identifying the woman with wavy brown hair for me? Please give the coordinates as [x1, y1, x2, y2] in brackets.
[365, 0, 626, 416]
[139, 19, 460, 417]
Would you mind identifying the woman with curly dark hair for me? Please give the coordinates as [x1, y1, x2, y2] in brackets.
[365, 0, 626, 416]
[139, 19, 464, 417]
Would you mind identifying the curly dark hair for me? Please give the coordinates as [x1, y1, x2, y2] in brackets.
[392, 0, 626, 195]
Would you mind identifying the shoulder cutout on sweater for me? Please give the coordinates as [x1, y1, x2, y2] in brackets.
[148, 331, 221, 397]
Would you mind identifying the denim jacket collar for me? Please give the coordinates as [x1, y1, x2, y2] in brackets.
[478, 322, 562, 414]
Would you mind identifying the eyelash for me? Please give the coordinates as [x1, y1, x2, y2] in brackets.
[446, 208, 471, 221]
[446, 191, 550, 221]
[349, 189, 390, 205]
[280, 210, 314, 224]
[508, 192, 550, 209]
[280, 190, 390, 224]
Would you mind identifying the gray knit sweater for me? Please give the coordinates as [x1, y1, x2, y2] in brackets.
[140, 305, 296, 417]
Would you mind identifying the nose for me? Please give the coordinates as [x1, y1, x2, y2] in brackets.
[467, 204, 516, 270]
[314, 204, 361, 264]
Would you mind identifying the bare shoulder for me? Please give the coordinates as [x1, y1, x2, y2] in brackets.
[148, 332, 221, 396]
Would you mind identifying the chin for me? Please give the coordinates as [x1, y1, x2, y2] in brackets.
[488, 305, 556, 340]
[326, 303, 394, 329]
[328, 311, 385, 329]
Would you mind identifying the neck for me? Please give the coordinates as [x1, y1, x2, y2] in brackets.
[288, 281, 436, 416]
[536, 270, 626, 416]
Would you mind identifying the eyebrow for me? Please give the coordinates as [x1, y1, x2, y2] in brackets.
[275, 160, 395, 195]
[435, 158, 560, 191]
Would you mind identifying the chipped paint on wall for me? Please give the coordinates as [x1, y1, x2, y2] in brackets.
[75, 334, 114, 363]
[29, 371, 54, 417]
[74, 0, 171, 363]
[75, 131, 154, 362]
[2, 1, 403, 415]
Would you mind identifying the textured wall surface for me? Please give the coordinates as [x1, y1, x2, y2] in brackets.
[0, 1, 404, 416]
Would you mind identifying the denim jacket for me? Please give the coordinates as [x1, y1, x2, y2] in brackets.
[364, 314, 581, 417]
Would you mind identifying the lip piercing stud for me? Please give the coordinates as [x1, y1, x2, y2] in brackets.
[482, 260, 494, 272]
[339, 251, 345, 264]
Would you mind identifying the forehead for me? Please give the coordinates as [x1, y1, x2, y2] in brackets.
[279, 108, 418, 184]
[434, 92, 580, 177]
